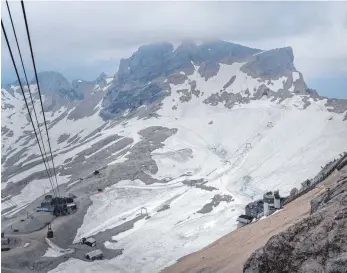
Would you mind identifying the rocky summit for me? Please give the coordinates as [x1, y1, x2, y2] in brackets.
[100, 41, 307, 119]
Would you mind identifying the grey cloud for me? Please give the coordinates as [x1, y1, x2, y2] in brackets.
[1, 1, 347, 83]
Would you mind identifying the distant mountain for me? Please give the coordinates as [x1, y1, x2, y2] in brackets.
[100, 41, 326, 120]
[30, 71, 71, 93]
[101, 40, 264, 118]
[29, 71, 84, 100]
[1, 78, 25, 90]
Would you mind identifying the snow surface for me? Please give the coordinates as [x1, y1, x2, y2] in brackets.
[68, 95, 347, 272]
[49, 258, 126, 273]
[43, 238, 74, 258]
[2, 175, 71, 215]
[102, 84, 112, 91]
[47, 62, 347, 272]
[2, 62, 347, 273]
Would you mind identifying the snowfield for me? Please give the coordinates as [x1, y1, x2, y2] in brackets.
[2, 61, 347, 273]
[44, 238, 75, 258]
[64, 97, 346, 273]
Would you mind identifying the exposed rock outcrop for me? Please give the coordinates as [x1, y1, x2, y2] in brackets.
[100, 40, 261, 119]
[30, 71, 71, 94]
[240, 47, 296, 80]
[243, 176, 347, 273]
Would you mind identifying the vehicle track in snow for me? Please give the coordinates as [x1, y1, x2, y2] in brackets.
[235, 102, 325, 198]
[205, 109, 267, 190]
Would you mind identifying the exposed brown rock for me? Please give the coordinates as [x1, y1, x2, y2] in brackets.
[163, 167, 347, 273]
[244, 171, 347, 273]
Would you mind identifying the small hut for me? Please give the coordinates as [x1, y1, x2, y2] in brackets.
[85, 249, 103, 260]
[237, 215, 253, 225]
[83, 237, 96, 247]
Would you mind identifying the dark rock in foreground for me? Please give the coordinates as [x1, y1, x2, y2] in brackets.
[243, 176, 347, 273]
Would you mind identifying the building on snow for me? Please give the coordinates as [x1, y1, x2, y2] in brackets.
[245, 200, 264, 219]
[85, 249, 103, 260]
[263, 190, 282, 216]
[237, 215, 254, 225]
[82, 237, 96, 247]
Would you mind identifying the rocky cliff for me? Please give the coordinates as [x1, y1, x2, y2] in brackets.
[244, 173, 347, 273]
[99, 40, 310, 119]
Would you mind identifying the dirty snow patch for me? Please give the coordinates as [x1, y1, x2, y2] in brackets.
[43, 238, 74, 258]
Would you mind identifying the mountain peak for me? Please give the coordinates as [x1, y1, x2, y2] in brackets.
[102, 41, 290, 119]
[95, 72, 107, 82]
[240, 46, 295, 79]
[30, 71, 71, 93]
[99, 72, 107, 78]
[137, 42, 174, 54]
[100, 40, 336, 120]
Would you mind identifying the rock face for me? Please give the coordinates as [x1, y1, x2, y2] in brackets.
[30, 71, 71, 92]
[100, 40, 261, 119]
[243, 176, 347, 273]
[30, 71, 98, 101]
[99, 40, 341, 121]
[240, 47, 296, 79]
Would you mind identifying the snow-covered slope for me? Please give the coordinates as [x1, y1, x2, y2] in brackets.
[1, 73, 114, 212]
[1, 41, 347, 273]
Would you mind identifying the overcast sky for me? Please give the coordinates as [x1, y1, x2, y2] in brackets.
[1, 1, 347, 98]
